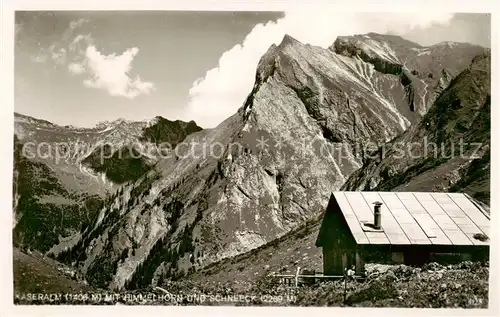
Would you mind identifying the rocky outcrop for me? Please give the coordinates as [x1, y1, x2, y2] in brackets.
[332, 33, 486, 115]
[332, 35, 405, 75]
[139, 116, 202, 146]
[342, 53, 491, 203]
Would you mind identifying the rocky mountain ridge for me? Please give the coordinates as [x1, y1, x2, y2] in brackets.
[332, 33, 486, 115]
[184, 51, 491, 293]
[342, 53, 491, 204]
[14, 112, 202, 189]
[46, 33, 488, 291]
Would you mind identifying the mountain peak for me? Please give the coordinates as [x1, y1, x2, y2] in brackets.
[278, 34, 302, 48]
[253, 34, 308, 85]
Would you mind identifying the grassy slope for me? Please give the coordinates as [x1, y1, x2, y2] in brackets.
[182, 217, 323, 290]
[174, 216, 488, 308]
[13, 248, 93, 297]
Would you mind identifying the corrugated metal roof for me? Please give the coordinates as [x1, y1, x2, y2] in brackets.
[333, 192, 490, 246]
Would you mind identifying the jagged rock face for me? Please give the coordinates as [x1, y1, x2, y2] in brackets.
[62, 34, 487, 290]
[332, 33, 486, 115]
[342, 53, 491, 203]
[140, 116, 203, 146]
[256, 36, 414, 143]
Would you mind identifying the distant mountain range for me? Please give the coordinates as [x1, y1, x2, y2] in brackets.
[13, 112, 201, 252]
[13, 33, 490, 292]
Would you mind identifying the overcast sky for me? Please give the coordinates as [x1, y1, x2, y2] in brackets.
[15, 12, 490, 128]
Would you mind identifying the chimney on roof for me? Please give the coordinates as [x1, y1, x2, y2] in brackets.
[373, 201, 383, 229]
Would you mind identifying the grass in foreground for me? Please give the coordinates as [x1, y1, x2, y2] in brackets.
[14, 249, 489, 308]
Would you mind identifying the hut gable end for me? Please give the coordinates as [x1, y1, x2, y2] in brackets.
[315, 194, 356, 249]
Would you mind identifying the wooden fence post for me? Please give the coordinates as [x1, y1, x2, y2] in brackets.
[295, 267, 301, 287]
[343, 269, 347, 303]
